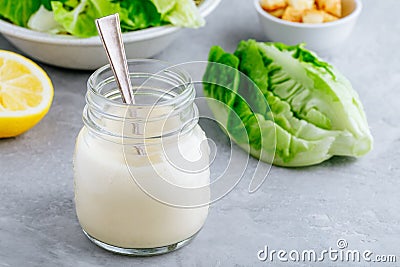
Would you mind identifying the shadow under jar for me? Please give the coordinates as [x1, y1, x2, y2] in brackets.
[73, 60, 210, 256]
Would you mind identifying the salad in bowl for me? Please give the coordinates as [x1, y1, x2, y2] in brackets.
[0, 0, 220, 69]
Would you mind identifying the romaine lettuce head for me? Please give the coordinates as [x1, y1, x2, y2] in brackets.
[203, 40, 373, 167]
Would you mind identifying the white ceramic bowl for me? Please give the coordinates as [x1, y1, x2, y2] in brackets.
[0, 0, 220, 70]
[254, 0, 362, 52]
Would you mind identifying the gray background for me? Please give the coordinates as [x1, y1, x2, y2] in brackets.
[0, 0, 399, 266]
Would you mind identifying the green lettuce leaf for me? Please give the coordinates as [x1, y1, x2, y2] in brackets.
[41, 0, 54, 11]
[150, 0, 176, 15]
[203, 40, 373, 167]
[158, 0, 204, 28]
[27, 5, 66, 34]
[51, 0, 121, 38]
[41, 0, 69, 11]
[0, 0, 41, 27]
[203, 46, 275, 164]
[118, 0, 161, 31]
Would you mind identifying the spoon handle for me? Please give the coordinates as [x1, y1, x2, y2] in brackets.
[96, 13, 135, 104]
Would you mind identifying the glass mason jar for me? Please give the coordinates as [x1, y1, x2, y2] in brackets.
[73, 60, 210, 256]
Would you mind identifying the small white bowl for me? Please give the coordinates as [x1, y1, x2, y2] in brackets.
[254, 0, 362, 52]
[0, 0, 220, 70]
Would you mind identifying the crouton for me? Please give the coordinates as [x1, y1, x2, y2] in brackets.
[322, 10, 339, 22]
[287, 0, 315, 11]
[316, 0, 341, 17]
[282, 6, 304, 22]
[266, 0, 341, 24]
[260, 0, 288, 11]
[269, 7, 286, 18]
[302, 9, 324, 23]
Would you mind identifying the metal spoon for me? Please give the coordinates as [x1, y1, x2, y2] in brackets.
[95, 13, 135, 104]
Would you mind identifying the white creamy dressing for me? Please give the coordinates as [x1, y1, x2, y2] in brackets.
[74, 116, 210, 248]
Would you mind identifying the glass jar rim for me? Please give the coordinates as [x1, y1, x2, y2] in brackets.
[84, 59, 198, 142]
[87, 59, 193, 108]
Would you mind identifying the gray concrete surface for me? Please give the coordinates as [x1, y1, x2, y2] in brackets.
[1, 0, 399, 266]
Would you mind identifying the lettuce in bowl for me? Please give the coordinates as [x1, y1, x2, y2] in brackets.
[0, 0, 204, 38]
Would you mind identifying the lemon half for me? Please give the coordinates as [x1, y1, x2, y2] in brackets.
[0, 50, 54, 138]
